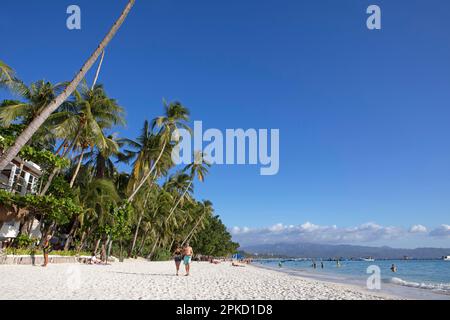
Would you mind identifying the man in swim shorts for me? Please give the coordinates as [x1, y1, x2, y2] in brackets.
[183, 242, 193, 276]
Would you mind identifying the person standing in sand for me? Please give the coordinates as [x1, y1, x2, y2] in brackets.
[183, 242, 193, 276]
[173, 244, 183, 276]
[41, 235, 52, 267]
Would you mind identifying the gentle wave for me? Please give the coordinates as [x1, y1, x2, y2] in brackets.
[385, 277, 450, 294]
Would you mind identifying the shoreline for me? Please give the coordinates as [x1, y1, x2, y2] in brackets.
[253, 263, 450, 300]
[0, 259, 403, 300]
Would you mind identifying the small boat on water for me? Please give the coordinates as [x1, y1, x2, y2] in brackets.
[360, 257, 375, 262]
[443, 256, 450, 261]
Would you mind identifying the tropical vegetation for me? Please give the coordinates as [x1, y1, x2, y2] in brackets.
[0, 58, 238, 261]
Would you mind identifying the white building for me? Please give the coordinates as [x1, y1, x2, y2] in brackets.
[0, 152, 43, 241]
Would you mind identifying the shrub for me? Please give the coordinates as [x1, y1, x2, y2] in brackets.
[153, 248, 171, 261]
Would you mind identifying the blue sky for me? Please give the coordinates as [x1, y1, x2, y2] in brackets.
[1, 0, 450, 248]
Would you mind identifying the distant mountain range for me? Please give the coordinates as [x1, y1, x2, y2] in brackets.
[241, 243, 450, 259]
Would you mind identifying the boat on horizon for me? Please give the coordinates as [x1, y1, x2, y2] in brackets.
[360, 257, 375, 262]
[443, 256, 450, 261]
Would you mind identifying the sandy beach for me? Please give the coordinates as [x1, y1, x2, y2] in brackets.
[0, 260, 397, 300]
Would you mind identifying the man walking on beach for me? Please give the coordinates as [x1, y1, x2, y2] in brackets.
[183, 242, 193, 276]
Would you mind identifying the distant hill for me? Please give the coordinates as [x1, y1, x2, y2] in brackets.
[241, 243, 450, 259]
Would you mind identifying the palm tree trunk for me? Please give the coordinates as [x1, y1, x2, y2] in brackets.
[129, 189, 152, 257]
[69, 148, 86, 187]
[0, 0, 136, 172]
[40, 129, 83, 196]
[76, 230, 87, 253]
[54, 138, 67, 156]
[147, 238, 159, 260]
[137, 228, 149, 255]
[165, 180, 192, 223]
[106, 236, 112, 263]
[129, 214, 143, 257]
[127, 141, 167, 202]
[63, 219, 79, 251]
[91, 50, 105, 90]
[181, 212, 207, 247]
[94, 238, 101, 255]
[40, 168, 58, 196]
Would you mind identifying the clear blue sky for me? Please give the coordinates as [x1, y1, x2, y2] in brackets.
[1, 0, 450, 247]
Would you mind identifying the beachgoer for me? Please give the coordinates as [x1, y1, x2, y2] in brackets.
[278, 261, 283, 268]
[183, 242, 193, 276]
[336, 259, 341, 268]
[173, 244, 183, 276]
[390, 264, 397, 273]
[321, 262, 324, 269]
[42, 235, 52, 267]
[89, 252, 102, 265]
[232, 262, 245, 267]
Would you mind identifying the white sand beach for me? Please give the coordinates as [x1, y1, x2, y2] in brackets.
[0, 260, 397, 300]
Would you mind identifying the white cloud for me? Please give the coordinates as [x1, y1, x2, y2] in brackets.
[430, 224, 450, 237]
[409, 225, 427, 234]
[229, 222, 407, 246]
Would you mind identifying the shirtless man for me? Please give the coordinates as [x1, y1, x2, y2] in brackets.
[183, 242, 193, 276]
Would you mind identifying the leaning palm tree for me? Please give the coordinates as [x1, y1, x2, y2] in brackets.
[127, 101, 190, 202]
[165, 151, 210, 223]
[0, 0, 136, 172]
[181, 200, 213, 246]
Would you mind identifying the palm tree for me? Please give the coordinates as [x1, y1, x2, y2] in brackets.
[127, 101, 190, 202]
[83, 135, 126, 180]
[0, 80, 67, 127]
[0, 0, 136, 172]
[165, 151, 210, 223]
[121, 120, 159, 192]
[53, 83, 125, 187]
[128, 182, 157, 257]
[181, 200, 213, 246]
[0, 61, 15, 88]
[64, 178, 121, 251]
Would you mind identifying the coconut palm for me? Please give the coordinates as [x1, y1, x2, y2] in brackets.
[182, 200, 213, 246]
[52, 83, 125, 187]
[127, 101, 190, 202]
[0, 80, 66, 127]
[165, 151, 210, 223]
[0, 0, 136, 172]
[0, 61, 15, 89]
[64, 178, 121, 251]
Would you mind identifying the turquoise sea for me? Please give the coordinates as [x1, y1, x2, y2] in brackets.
[255, 259, 450, 299]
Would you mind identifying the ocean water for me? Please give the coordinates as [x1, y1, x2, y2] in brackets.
[255, 259, 450, 299]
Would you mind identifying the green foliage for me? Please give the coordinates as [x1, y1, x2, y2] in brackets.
[0, 189, 14, 206]
[0, 190, 81, 226]
[46, 175, 75, 199]
[109, 203, 132, 240]
[15, 234, 37, 249]
[191, 215, 239, 257]
[0, 131, 69, 169]
[152, 248, 172, 261]
[3, 248, 91, 256]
